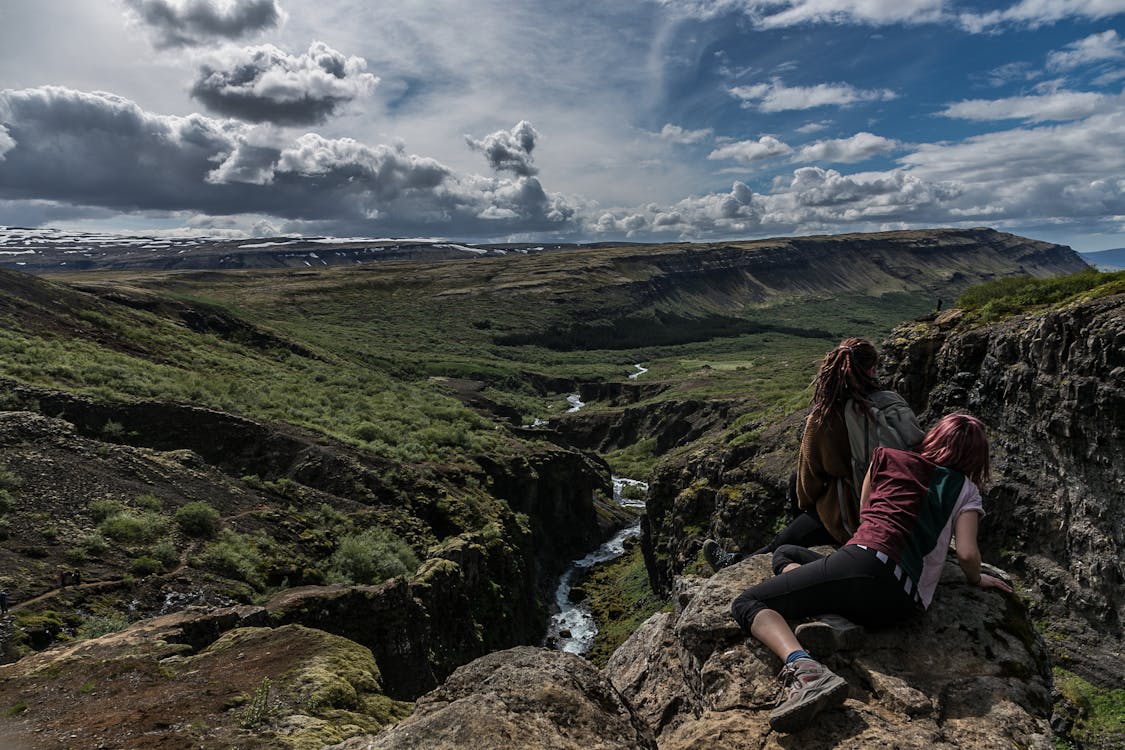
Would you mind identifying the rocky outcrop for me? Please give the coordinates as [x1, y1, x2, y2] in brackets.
[879, 294, 1124, 683]
[330, 554, 1051, 749]
[606, 555, 1052, 749]
[0, 607, 413, 750]
[553, 397, 736, 455]
[641, 412, 802, 594]
[327, 647, 658, 750]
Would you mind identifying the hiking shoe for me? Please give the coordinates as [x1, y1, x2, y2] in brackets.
[795, 614, 865, 656]
[769, 658, 849, 733]
[702, 539, 743, 572]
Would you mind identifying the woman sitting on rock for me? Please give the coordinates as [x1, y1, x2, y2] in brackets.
[705, 336, 920, 570]
[729, 412, 1013, 733]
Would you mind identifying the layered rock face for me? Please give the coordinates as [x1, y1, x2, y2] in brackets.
[331, 554, 1051, 749]
[879, 294, 1124, 682]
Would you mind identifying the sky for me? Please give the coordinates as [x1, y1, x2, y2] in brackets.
[0, 1, 1123, 250]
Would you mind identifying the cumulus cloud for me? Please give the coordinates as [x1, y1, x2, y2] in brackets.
[0, 125, 14, 160]
[939, 91, 1111, 122]
[190, 42, 379, 125]
[959, 0, 1125, 33]
[0, 87, 576, 238]
[657, 0, 945, 28]
[792, 132, 900, 163]
[658, 123, 713, 144]
[708, 135, 792, 163]
[730, 79, 897, 112]
[1047, 30, 1125, 72]
[465, 120, 540, 177]
[123, 0, 285, 48]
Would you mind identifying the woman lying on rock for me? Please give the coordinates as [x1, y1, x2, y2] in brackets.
[729, 412, 1013, 733]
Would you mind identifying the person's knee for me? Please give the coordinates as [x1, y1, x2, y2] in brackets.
[771, 545, 805, 575]
[731, 590, 767, 632]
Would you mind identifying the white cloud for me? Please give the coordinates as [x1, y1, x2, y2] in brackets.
[792, 132, 900, 163]
[658, 123, 713, 144]
[123, 0, 286, 48]
[708, 135, 792, 163]
[190, 42, 379, 124]
[465, 121, 540, 177]
[0, 125, 14, 160]
[730, 79, 897, 112]
[939, 91, 1111, 122]
[797, 121, 831, 134]
[657, 0, 946, 27]
[1047, 30, 1125, 72]
[959, 0, 1125, 33]
[0, 86, 577, 238]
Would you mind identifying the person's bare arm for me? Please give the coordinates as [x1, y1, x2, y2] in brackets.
[954, 510, 1013, 593]
[860, 467, 873, 510]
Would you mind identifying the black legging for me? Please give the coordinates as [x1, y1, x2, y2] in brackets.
[731, 544, 920, 632]
[753, 511, 838, 555]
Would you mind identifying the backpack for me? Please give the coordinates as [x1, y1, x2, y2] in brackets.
[838, 390, 925, 533]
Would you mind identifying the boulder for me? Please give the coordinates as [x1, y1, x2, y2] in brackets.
[327, 646, 657, 750]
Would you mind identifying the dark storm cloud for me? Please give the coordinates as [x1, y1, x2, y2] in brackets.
[466, 120, 540, 176]
[190, 42, 378, 125]
[0, 87, 577, 238]
[124, 0, 285, 49]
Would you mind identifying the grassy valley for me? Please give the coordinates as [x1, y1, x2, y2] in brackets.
[0, 227, 1102, 748]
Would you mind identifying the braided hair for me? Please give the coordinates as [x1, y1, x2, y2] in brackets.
[809, 337, 879, 423]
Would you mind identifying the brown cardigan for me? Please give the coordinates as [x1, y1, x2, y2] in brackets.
[795, 408, 858, 544]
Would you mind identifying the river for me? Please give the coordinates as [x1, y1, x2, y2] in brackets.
[543, 476, 647, 655]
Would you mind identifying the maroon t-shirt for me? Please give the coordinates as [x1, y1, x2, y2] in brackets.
[847, 447, 936, 561]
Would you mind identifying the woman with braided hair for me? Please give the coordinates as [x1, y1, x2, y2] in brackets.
[705, 337, 910, 570]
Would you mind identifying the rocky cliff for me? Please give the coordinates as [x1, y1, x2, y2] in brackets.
[324, 553, 1051, 749]
[879, 293, 1125, 686]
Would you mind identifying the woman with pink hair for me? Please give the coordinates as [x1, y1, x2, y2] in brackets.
[729, 413, 1013, 733]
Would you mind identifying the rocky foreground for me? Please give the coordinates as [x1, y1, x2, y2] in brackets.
[330, 552, 1049, 749]
[0, 550, 1048, 749]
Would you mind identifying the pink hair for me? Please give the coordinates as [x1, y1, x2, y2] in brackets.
[920, 413, 991, 485]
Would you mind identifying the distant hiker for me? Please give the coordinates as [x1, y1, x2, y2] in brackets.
[936, 297, 943, 312]
[60, 571, 69, 588]
[0, 590, 8, 613]
[71, 570, 82, 586]
[730, 413, 1012, 732]
[704, 337, 923, 571]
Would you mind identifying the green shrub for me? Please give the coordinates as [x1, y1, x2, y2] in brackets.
[79, 533, 109, 556]
[134, 493, 163, 512]
[175, 501, 220, 538]
[0, 488, 16, 514]
[958, 269, 1125, 321]
[77, 611, 128, 640]
[193, 529, 266, 589]
[326, 527, 420, 586]
[149, 540, 180, 568]
[89, 499, 126, 523]
[129, 556, 164, 577]
[98, 511, 167, 544]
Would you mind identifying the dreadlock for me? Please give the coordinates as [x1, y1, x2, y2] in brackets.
[809, 337, 879, 423]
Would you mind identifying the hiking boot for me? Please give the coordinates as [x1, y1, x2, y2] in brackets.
[702, 539, 743, 572]
[769, 657, 849, 733]
[794, 614, 865, 656]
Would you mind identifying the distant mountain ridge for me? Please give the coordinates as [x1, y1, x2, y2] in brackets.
[0, 225, 1087, 278]
[1081, 247, 1125, 270]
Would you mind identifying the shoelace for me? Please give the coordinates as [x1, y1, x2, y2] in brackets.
[774, 663, 801, 704]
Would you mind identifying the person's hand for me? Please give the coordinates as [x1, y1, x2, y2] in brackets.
[979, 573, 1013, 593]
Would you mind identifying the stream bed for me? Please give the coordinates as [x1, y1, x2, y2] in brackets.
[544, 476, 647, 655]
